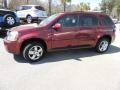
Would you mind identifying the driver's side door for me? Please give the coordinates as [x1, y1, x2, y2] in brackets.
[51, 14, 79, 49]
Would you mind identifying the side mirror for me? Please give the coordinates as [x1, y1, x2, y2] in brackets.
[52, 23, 62, 30]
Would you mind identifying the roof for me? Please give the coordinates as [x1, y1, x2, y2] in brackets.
[0, 9, 13, 12]
[20, 5, 41, 7]
[62, 11, 106, 15]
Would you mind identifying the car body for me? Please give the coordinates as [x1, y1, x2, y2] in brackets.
[0, 9, 20, 28]
[112, 18, 118, 24]
[4, 11, 115, 63]
[15, 5, 47, 23]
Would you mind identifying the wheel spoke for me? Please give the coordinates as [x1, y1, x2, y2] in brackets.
[29, 51, 34, 55]
[99, 40, 108, 52]
[38, 48, 42, 52]
[34, 46, 38, 51]
[31, 55, 37, 60]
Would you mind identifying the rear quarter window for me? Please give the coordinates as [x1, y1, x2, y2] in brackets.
[101, 15, 114, 26]
[22, 6, 32, 10]
[35, 6, 45, 11]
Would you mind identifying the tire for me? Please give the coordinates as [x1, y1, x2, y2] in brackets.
[95, 38, 110, 53]
[4, 15, 16, 27]
[26, 15, 32, 24]
[23, 42, 46, 63]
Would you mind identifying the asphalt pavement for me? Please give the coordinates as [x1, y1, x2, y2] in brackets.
[0, 26, 120, 90]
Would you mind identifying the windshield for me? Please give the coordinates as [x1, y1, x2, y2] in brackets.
[39, 13, 62, 27]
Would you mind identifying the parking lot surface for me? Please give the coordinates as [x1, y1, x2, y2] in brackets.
[0, 28, 120, 90]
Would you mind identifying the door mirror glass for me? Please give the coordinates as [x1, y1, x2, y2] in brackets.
[52, 23, 62, 29]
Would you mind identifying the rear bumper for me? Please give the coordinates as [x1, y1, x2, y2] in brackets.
[4, 39, 20, 54]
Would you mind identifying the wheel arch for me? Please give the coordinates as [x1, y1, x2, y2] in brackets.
[20, 38, 47, 54]
[3, 14, 16, 23]
[98, 35, 112, 44]
[26, 14, 31, 18]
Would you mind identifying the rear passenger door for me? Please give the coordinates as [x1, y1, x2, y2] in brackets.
[75, 14, 99, 46]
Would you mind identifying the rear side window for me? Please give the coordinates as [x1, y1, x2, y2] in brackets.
[58, 14, 78, 27]
[16, 6, 32, 11]
[22, 6, 32, 10]
[101, 15, 114, 26]
[35, 6, 45, 11]
[79, 14, 99, 27]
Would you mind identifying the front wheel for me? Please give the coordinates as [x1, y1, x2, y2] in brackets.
[95, 38, 110, 53]
[23, 42, 45, 63]
[4, 15, 16, 27]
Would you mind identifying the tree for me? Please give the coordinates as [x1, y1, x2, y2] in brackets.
[3, 0, 7, 8]
[8, 0, 43, 10]
[48, 0, 52, 16]
[75, 2, 90, 11]
[100, 0, 120, 19]
[60, 0, 71, 12]
[116, 4, 120, 20]
[100, 0, 116, 14]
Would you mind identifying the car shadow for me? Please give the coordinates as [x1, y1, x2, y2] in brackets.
[14, 45, 120, 64]
[0, 29, 8, 38]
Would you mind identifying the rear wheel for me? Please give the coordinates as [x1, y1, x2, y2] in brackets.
[26, 15, 32, 24]
[95, 38, 110, 53]
[23, 42, 45, 63]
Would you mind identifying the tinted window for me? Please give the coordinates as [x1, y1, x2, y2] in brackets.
[101, 15, 114, 26]
[58, 14, 78, 27]
[0, 11, 15, 16]
[22, 6, 32, 10]
[35, 6, 45, 11]
[16, 6, 32, 11]
[79, 14, 99, 27]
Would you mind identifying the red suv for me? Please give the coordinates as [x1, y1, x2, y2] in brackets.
[4, 11, 115, 63]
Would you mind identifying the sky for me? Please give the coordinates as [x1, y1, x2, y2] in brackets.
[41, 0, 102, 10]
[49, 0, 102, 10]
[71, 0, 102, 10]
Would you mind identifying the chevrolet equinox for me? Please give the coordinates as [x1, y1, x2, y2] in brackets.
[4, 11, 115, 63]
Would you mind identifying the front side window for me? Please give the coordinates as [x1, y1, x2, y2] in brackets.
[58, 14, 78, 27]
[39, 13, 62, 27]
[79, 14, 99, 27]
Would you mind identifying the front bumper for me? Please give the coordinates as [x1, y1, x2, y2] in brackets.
[4, 39, 20, 54]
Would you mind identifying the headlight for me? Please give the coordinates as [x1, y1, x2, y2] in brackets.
[7, 31, 19, 41]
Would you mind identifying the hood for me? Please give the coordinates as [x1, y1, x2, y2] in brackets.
[10, 23, 39, 32]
